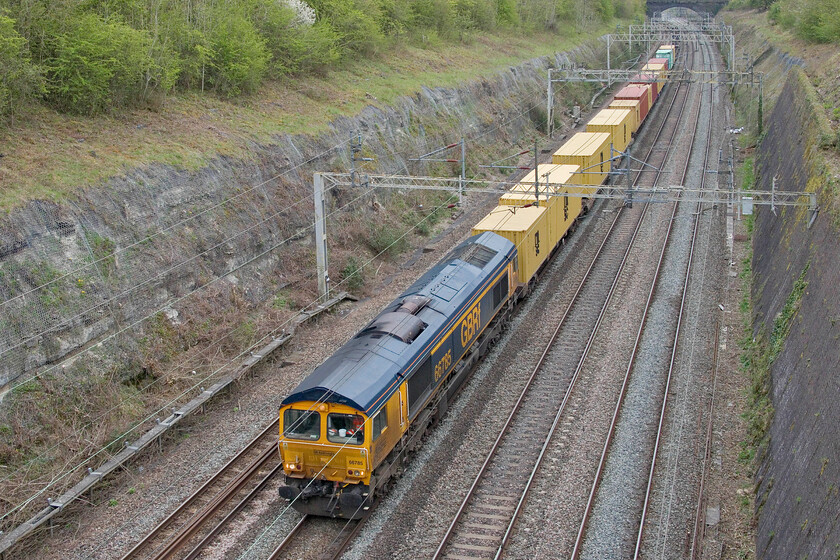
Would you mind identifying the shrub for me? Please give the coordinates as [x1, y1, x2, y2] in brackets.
[340, 257, 365, 291]
[308, 0, 384, 56]
[496, 0, 519, 26]
[46, 13, 176, 114]
[256, 1, 341, 77]
[205, 11, 270, 96]
[367, 222, 409, 258]
[377, 0, 412, 37]
[0, 15, 45, 121]
[453, 0, 498, 31]
[410, 0, 455, 38]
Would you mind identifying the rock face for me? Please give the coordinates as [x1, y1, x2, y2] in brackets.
[750, 65, 840, 558]
[0, 43, 604, 393]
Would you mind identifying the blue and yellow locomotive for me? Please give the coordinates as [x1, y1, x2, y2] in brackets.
[278, 233, 517, 518]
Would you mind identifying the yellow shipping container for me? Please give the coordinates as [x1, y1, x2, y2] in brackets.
[472, 205, 550, 285]
[500, 164, 583, 252]
[642, 62, 667, 87]
[586, 108, 634, 153]
[608, 99, 641, 132]
[551, 132, 612, 193]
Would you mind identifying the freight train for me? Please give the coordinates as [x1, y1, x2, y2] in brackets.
[276, 45, 676, 519]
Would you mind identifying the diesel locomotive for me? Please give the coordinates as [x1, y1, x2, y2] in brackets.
[278, 233, 517, 518]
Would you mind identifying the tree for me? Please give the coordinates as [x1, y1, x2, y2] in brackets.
[46, 13, 176, 114]
[308, 0, 385, 56]
[0, 15, 45, 121]
[247, 0, 339, 75]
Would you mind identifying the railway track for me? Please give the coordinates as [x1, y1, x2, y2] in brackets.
[570, 37, 722, 560]
[430, 42, 699, 560]
[635, 40, 716, 559]
[120, 33, 722, 560]
[121, 423, 281, 560]
[266, 513, 369, 560]
[639, 37, 725, 560]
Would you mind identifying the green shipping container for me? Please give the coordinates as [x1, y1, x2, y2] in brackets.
[655, 48, 673, 69]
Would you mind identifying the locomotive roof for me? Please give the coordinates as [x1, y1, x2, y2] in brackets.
[281, 232, 515, 414]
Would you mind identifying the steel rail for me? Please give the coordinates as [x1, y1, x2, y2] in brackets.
[265, 507, 371, 560]
[266, 515, 308, 560]
[120, 422, 277, 560]
[493, 51, 702, 558]
[691, 320, 720, 560]
[324, 514, 370, 560]
[633, 39, 714, 559]
[148, 446, 277, 560]
[433, 38, 696, 560]
[492, 204, 650, 560]
[431, 201, 630, 560]
[633, 37, 718, 559]
[182, 462, 285, 559]
[570, 36, 706, 560]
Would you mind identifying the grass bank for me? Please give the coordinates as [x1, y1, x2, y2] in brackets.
[0, 21, 621, 211]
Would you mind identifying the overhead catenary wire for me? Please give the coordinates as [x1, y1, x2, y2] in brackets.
[0, 182, 385, 520]
[4, 57, 600, 540]
[82, 192, 462, 557]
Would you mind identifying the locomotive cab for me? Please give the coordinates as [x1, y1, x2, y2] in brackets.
[278, 401, 372, 519]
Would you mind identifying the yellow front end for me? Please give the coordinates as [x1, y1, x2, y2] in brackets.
[279, 401, 372, 486]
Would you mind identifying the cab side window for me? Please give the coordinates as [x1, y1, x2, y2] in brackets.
[372, 408, 388, 441]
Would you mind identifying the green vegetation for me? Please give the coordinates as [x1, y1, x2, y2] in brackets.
[732, 0, 840, 43]
[0, 0, 642, 119]
[739, 157, 756, 192]
[272, 291, 294, 310]
[770, 263, 809, 359]
[0, 14, 44, 121]
[340, 257, 365, 292]
[739, 263, 809, 473]
[367, 222, 410, 258]
[85, 230, 117, 280]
